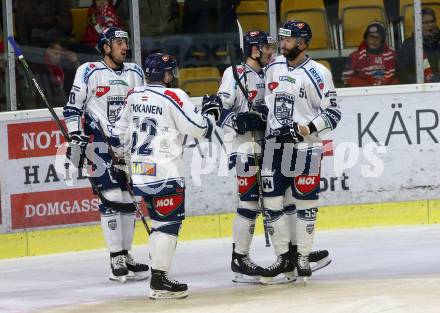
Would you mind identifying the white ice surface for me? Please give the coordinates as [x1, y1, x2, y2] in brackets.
[1, 225, 440, 313]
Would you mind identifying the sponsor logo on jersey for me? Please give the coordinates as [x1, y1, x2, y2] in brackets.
[279, 76, 296, 84]
[164, 90, 183, 107]
[274, 92, 295, 125]
[109, 79, 129, 86]
[237, 175, 257, 195]
[96, 86, 110, 97]
[153, 194, 184, 217]
[141, 96, 149, 101]
[256, 83, 265, 89]
[268, 82, 279, 91]
[107, 95, 125, 125]
[294, 175, 320, 195]
[308, 68, 324, 89]
[131, 162, 156, 176]
[159, 139, 170, 153]
[248, 90, 257, 101]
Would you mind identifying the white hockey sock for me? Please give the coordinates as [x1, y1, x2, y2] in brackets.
[296, 209, 317, 256]
[268, 213, 290, 256]
[149, 231, 178, 272]
[100, 212, 123, 253]
[285, 210, 297, 246]
[121, 212, 136, 251]
[232, 216, 255, 255]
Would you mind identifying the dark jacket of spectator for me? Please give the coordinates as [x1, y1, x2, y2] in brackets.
[16, 0, 72, 47]
[342, 22, 399, 87]
[397, 8, 440, 83]
[140, 0, 180, 36]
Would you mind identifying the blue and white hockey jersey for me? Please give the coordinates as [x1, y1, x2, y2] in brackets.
[112, 84, 214, 188]
[264, 55, 342, 143]
[217, 64, 266, 158]
[63, 61, 144, 136]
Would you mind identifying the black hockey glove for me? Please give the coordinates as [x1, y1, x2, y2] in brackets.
[201, 94, 223, 122]
[232, 111, 267, 135]
[66, 132, 89, 168]
[109, 158, 130, 187]
[267, 123, 304, 143]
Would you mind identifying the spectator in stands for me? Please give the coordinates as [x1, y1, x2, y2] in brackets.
[342, 22, 399, 87]
[140, 0, 193, 66]
[82, 0, 123, 49]
[43, 39, 79, 98]
[397, 8, 440, 83]
[15, 0, 73, 47]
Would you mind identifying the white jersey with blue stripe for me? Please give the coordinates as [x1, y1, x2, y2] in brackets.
[63, 61, 144, 136]
[217, 64, 266, 158]
[112, 84, 214, 187]
[264, 55, 341, 143]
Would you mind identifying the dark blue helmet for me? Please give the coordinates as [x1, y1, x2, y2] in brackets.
[243, 30, 276, 57]
[144, 53, 179, 82]
[279, 20, 312, 44]
[97, 27, 129, 54]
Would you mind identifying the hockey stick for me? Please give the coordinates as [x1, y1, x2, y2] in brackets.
[7, 36, 151, 236]
[95, 121, 151, 235]
[227, 21, 271, 247]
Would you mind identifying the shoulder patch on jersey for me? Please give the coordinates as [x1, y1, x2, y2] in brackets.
[96, 86, 110, 97]
[164, 90, 183, 107]
[308, 67, 325, 90]
[268, 82, 279, 91]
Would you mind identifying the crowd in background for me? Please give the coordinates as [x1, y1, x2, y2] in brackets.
[1, 0, 440, 111]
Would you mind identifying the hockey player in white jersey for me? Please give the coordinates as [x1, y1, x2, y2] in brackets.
[261, 20, 340, 283]
[111, 53, 222, 299]
[63, 27, 149, 283]
[218, 30, 275, 283]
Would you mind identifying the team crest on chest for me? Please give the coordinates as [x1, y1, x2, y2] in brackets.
[274, 92, 295, 125]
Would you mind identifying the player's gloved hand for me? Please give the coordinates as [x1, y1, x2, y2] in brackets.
[201, 94, 223, 122]
[267, 123, 304, 143]
[109, 158, 130, 187]
[232, 111, 267, 135]
[66, 132, 89, 168]
[254, 105, 268, 121]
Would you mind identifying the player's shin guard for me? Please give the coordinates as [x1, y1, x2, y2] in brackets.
[233, 207, 258, 255]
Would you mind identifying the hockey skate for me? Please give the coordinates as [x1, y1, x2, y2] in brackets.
[260, 251, 295, 285]
[109, 253, 128, 283]
[296, 253, 312, 285]
[149, 269, 188, 300]
[231, 250, 266, 284]
[309, 250, 332, 272]
[123, 251, 149, 281]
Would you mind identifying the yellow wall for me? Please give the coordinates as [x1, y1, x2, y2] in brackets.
[2, 199, 440, 259]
